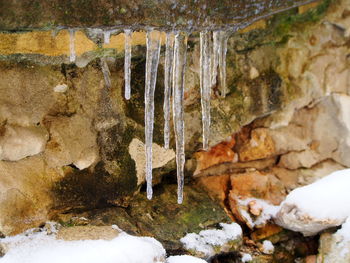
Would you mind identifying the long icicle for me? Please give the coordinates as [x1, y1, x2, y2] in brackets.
[172, 32, 188, 204]
[124, 29, 132, 100]
[218, 31, 229, 98]
[100, 58, 111, 89]
[145, 30, 162, 200]
[212, 31, 220, 88]
[69, 29, 76, 63]
[163, 32, 175, 149]
[200, 31, 212, 151]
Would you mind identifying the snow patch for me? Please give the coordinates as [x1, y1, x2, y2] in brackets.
[166, 255, 206, 263]
[180, 223, 242, 257]
[261, 240, 274, 254]
[241, 253, 252, 262]
[276, 169, 350, 235]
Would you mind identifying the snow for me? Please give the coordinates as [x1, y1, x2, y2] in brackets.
[261, 240, 274, 254]
[278, 169, 350, 224]
[237, 198, 280, 228]
[332, 217, 350, 257]
[0, 226, 166, 263]
[241, 253, 252, 262]
[166, 255, 206, 263]
[180, 223, 242, 257]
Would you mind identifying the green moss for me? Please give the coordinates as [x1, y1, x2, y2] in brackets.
[270, 0, 331, 38]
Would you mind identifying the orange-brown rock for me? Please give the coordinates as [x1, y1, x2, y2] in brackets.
[251, 224, 283, 241]
[230, 170, 285, 205]
[196, 174, 231, 204]
[238, 128, 275, 162]
[194, 136, 237, 175]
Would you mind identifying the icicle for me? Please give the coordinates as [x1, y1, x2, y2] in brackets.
[200, 31, 212, 151]
[217, 31, 228, 98]
[104, 31, 111, 44]
[124, 29, 132, 100]
[69, 29, 76, 63]
[145, 30, 162, 200]
[100, 58, 111, 89]
[212, 31, 219, 88]
[172, 32, 188, 204]
[163, 32, 175, 150]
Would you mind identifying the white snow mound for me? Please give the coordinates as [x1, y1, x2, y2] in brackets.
[276, 169, 350, 236]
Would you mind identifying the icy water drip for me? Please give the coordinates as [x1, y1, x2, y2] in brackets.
[217, 31, 229, 98]
[124, 29, 132, 100]
[104, 31, 111, 44]
[69, 29, 76, 63]
[172, 32, 188, 204]
[145, 30, 162, 200]
[164, 32, 175, 150]
[101, 58, 111, 89]
[200, 31, 212, 151]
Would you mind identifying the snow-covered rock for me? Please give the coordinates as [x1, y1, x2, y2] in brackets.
[260, 240, 274, 254]
[0, 225, 166, 263]
[317, 217, 350, 263]
[180, 223, 242, 258]
[276, 169, 350, 236]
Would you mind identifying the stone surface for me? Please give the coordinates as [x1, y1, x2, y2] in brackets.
[230, 171, 285, 205]
[0, 124, 48, 161]
[0, 156, 61, 235]
[44, 115, 98, 170]
[129, 138, 175, 186]
[238, 128, 275, 162]
[194, 136, 237, 175]
[0, 0, 316, 30]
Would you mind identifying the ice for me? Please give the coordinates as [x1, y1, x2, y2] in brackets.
[172, 32, 188, 204]
[199, 31, 212, 150]
[163, 32, 175, 149]
[103, 31, 111, 44]
[100, 58, 111, 89]
[144, 30, 162, 200]
[124, 29, 132, 100]
[68, 29, 76, 63]
[217, 31, 228, 98]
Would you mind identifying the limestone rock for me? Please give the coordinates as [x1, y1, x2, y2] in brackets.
[194, 136, 237, 175]
[238, 128, 275, 162]
[0, 124, 48, 161]
[317, 219, 350, 263]
[0, 156, 61, 235]
[44, 115, 98, 170]
[230, 170, 285, 205]
[128, 138, 175, 186]
[196, 174, 231, 204]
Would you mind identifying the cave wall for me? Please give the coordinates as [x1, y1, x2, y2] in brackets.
[0, 0, 349, 235]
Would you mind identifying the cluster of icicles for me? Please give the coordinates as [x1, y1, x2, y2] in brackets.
[68, 29, 229, 204]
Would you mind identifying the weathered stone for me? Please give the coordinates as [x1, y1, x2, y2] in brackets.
[128, 138, 175, 186]
[0, 156, 61, 235]
[0, 0, 317, 31]
[194, 136, 237, 175]
[317, 225, 350, 263]
[238, 128, 275, 162]
[196, 174, 231, 204]
[44, 114, 98, 170]
[230, 171, 286, 205]
[0, 124, 48, 161]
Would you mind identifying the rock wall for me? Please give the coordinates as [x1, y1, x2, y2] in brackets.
[0, 0, 349, 236]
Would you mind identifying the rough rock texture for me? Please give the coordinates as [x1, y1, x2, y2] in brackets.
[0, 0, 316, 30]
[0, 0, 346, 242]
[57, 225, 120, 241]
